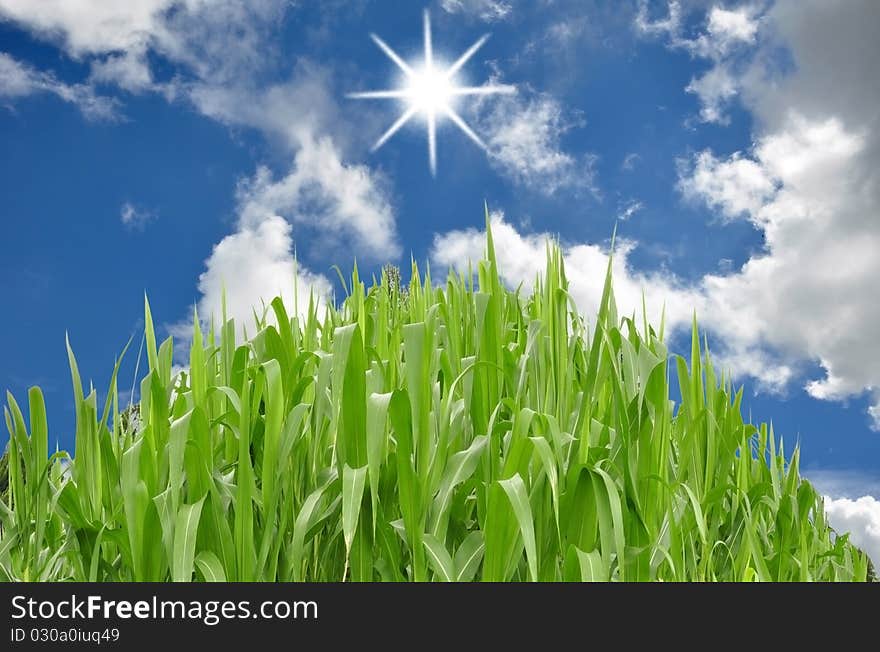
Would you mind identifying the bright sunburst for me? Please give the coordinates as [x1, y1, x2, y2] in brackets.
[347, 10, 515, 176]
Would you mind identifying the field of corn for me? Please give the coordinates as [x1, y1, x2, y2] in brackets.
[0, 220, 870, 582]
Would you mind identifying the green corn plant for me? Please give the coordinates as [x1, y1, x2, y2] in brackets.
[0, 212, 871, 582]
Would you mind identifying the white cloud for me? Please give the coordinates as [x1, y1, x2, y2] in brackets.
[634, 0, 682, 38]
[154, 0, 287, 86]
[189, 131, 397, 336]
[436, 73, 880, 430]
[679, 149, 776, 220]
[701, 6, 759, 56]
[1, 1, 293, 119]
[236, 135, 399, 262]
[682, 112, 880, 425]
[617, 199, 643, 221]
[180, 59, 399, 335]
[708, 347, 794, 395]
[824, 496, 880, 568]
[1, 1, 289, 100]
[90, 48, 154, 93]
[544, 17, 590, 47]
[187, 60, 372, 158]
[473, 90, 599, 196]
[431, 212, 700, 333]
[120, 202, 155, 230]
[675, 0, 880, 427]
[0, 2, 399, 345]
[0, 0, 175, 56]
[440, 0, 512, 22]
[685, 64, 738, 125]
[636, 3, 759, 59]
[0, 51, 119, 119]
[870, 403, 880, 429]
[636, 2, 762, 124]
[0, 52, 35, 97]
[195, 215, 333, 332]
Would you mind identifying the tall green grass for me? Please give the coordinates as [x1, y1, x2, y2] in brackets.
[1, 217, 869, 581]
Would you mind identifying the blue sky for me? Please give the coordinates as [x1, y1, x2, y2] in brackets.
[2, 1, 879, 560]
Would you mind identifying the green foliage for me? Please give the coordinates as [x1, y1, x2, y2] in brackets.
[0, 216, 870, 581]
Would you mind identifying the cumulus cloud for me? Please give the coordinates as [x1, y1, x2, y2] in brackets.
[680, 125, 880, 424]
[811, 468, 880, 569]
[440, 0, 512, 22]
[635, 1, 880, 428]
[431, 211, 700, 333]
[0, 52, 119, 119]
[679, 149, 776, 220]
[693, 123, 873, 406]
[191, 132, 397, 334]
[824, 496, 880, 568]
[696, 5, 760, 58]
[236, 135, 399, 262]
[196, 215, 333, 332]
[684, 65, 738, 125]
[183, 60, 399, 333]
[435, 29, 880, 429]
[472, 90, 599, 196]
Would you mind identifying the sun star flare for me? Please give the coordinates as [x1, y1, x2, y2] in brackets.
[347, 10, 515, 176]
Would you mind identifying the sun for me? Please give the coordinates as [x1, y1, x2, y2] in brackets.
[406, 64, 455, 113]
[347, 10, 515, 176]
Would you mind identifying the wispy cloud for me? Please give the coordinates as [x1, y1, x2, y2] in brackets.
[472, 86, 600, 197]
[0, 1, 291, 101]
[635, 1, 762, 125]
[617, 199, 643, 221]
[621, 152, 640, 171]
[90, 47, 154, 93]
[440, 0, 512, 22]
[0, 0, 175, 55]
[120, 202, 156, 231]
[0, 52, 120, 120]
[635, 2, 760, 59]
